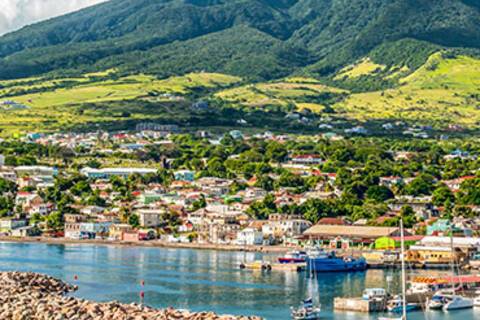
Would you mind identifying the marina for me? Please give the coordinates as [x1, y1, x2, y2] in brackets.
[1, 241, 480, 319]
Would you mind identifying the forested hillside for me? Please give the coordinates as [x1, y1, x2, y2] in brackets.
[0, 0, 479, 81]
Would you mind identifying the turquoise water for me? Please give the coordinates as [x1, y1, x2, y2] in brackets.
[0, 242, 478, 320]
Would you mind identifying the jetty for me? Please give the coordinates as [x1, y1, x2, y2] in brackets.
[239, 261, 306, 272]
[0, 271, 262, 320]
[334, 297, 386, 312]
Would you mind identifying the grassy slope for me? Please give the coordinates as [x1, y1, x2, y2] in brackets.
[215, 77, 347, 111]
[1, 52, 480, 136]
[0, 72, 241, 136]
[333, 53, 480, 125]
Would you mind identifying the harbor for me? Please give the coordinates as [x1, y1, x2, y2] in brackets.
[1, 241, 480, 320]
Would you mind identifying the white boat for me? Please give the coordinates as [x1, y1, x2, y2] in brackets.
[443, 295, 473, 311]
[291, 298, 321, 320]
[362, 288, 387, 301]
[474, 295, 480, 307]
[427, 290, 455, 310]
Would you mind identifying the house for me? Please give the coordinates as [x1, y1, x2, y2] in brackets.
[11, 226, 40, 237]
[109, 224, 134, 240]
[136, 209, 165, 228]
[0, 219, 27, 233]
[174, 170, 195, 182]
[316, 217, 348, 226]
[442, 176, 475, 192]
[80, 167, 157, 179]
[80, 206, 106, 216]
[389, 197, 436, 219]
[379, 176, 403, 188]
[15, 165, 57, 177]
[289, 154, 324, 166]
[138, 192, 164, 205]
[64, 222, 112, 239]
[262, 214, 312, 240]
[229, 130, 244, 140]
[235, 228, 263, 245]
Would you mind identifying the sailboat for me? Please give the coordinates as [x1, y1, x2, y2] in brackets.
[291, 249, 321, 320]
[442, 232, 473, 311]
[426, 228, 473, 311]
[379, 219, 409, 320]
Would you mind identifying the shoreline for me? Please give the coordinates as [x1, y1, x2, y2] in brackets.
[0, 236, 292, 253]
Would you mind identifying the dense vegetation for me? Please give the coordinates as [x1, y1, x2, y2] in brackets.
[0, 0, 479, 82]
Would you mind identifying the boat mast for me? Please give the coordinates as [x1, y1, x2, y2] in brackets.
[450, 225, 455, 293]
[400, 219, 407, 320]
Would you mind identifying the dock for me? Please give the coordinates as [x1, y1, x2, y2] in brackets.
[239, 261, 306, 272]
[334, 297, 386, 313]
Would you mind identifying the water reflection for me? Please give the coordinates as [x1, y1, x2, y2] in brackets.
[0, 242, 478, 320]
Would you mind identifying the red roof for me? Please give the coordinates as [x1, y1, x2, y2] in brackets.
[415, 275, 480, 286]
[317, 217, 346, 225]
[391, 235, 424, 242]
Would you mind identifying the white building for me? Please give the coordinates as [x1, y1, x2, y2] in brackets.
[81, 167, 157, 179]
[235, 228, 263, 245]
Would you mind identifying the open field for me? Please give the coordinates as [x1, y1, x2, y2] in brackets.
[334, 53, 480, 125]
[215, 80, 346, 109]
[0, 52, 480, 136]
[0, 72, 241, 136]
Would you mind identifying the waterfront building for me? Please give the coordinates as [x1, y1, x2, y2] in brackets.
[236, 228, 263, 245]
[81, 167, 157, 179]
[302, 225, 408, 246]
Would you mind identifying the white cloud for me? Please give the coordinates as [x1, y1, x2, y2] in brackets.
[0, 0, 108, 35]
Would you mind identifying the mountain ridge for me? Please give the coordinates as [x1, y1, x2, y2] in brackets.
[1, 0, 480, 81]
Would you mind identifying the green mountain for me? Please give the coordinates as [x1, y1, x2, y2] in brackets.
[1, 0, 479, 80]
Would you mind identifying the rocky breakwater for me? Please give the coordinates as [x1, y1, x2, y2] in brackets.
[0, 272, 262, 320]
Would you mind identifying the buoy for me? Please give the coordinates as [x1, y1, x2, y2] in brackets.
[140, 280, 145, 286]
[74, 275, 78, 280]
[140, 291, 145, 298]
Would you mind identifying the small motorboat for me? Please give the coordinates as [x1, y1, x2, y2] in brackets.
[442, 295, 473, 311]
[291, 298, 321, 320]
[278, 250, 308, 264]
[386, 297, 420, 313]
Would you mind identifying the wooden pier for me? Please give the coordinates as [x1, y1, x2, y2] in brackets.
[239, 261, 306, 272]
[334, 297, 386, 313]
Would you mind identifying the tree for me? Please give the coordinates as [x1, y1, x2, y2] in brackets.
[46, 211, 64, 231]
[432, 185, 455, 207]
[265, 142, 288, 162]
[405, 174, 435, 196]
[365, 185, 394, 202]
[400, 205, 416, 228]
[191, 195, 207, 211]
[128, 214, 140, 228]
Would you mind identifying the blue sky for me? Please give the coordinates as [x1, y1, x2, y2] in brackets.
[0, 0, 107, 35]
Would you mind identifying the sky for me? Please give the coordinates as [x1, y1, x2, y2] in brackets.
[0, 0, 108, 35]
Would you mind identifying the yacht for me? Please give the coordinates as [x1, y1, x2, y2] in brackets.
[427, 290, 454, 310]
[278, 250, 308, 264]
[386, 297, 420, 313]
[442, 295, 473, 311]
[290, 298, 321, 320]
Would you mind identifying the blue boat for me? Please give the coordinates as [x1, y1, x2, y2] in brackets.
[306, 250, 367, 272]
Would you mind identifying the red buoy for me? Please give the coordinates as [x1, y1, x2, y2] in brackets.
[140, 280, 145, 286]
[140, 291, 145, 298]
[74, 275, 78, 280]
